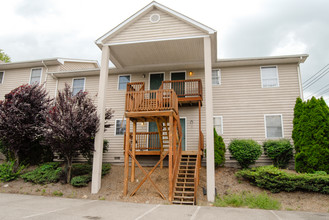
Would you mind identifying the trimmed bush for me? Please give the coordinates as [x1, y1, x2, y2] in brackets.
[263, 139, 293, 169]
[71, 174, 92, 187]
[292, 97, 329, 173]
[228, 139, 262, 168]
[214, 128, 226, 167]
[21, 162, 62, 184]
[236, 165, 329, 194]
[0, 161, 25, 182]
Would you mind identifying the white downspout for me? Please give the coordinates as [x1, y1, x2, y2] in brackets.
[42, 60, 49, 89]
[297, 57, 304, 100]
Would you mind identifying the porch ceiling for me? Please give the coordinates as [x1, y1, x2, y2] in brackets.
[109, 37, 205, 69]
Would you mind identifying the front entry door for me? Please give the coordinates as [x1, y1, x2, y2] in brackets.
[171, 72, 185, 97]
[149, 73, 164, 150]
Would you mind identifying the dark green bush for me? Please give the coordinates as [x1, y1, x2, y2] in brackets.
[292, 97, 329, 173]
[21, 162, 62, 184]
[236, 165, 329, 194]
[214, 128, 226, 167]
[0, 161, 25, 182]
[263, 139, 293, 169]
[71, 174, 92, 187]
[228, 139, 262, 168]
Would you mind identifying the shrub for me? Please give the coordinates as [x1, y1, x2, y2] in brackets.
[21, 162, 62, 184]
[263, 139, 293, 169]
[71, 174, 92, 187]
[214, 128, 225, 167]
[42, 84, 113, 183]
[292, 97, 329, 173]
[228, 139, 262, 168]
[0, 161, 25, 182]
[214, 191, 281, 210]
[0, 84, 53, 170]
[236, 165, 329, 194]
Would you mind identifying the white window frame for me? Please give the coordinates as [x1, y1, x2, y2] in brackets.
[115, 119, 126, 136]
[212, 69, 221, 86]
[264, 114, 284, 139]
[117, 74, 131, 90]
[213, 116, 223, 135]
[71, 77, 86, 95]
[29, 67, 43, 85]
[260, 66, 279, 88]
[0, 71, 4, 84]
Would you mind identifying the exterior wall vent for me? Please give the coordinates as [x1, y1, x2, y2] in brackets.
[150, 14, 160, 23]
[114, 157, 120, 160]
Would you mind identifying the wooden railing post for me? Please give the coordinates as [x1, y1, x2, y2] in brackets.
[123, 117, 130, 195]
[168, 115, 174, 201]
[131, 121, 136, 182]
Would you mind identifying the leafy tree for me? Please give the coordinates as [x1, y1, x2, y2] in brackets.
[292, 97, 329, 173]
[214, 128, 225, 167]
[0, 84, 52, 171]
[0, 49, 11, 63]
[43, 84, 113, 183]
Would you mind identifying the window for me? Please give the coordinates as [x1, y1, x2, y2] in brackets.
[118, 75, 130, 90]
[72, 78, 85, 95]
[115, 119, 126, 135]
[213, 116, 223, 135]
[212, 69, 221, 85]
[30, 68, 42, 85]
[0, 71, 4, 84]
[265, 114, 283, 138]
[261, 66, 279, 88]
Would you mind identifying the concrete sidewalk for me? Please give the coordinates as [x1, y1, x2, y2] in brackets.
[0, 193, 328, 220]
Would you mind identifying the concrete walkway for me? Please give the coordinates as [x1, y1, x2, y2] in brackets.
[0, 193, 328, 220]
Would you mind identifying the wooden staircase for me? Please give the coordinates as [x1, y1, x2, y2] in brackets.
[172, 154, 198, 205]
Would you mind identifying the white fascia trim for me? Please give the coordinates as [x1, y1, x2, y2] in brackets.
[153, 2, 216, 34]
[58, 58, 99, 66]
[264, 114, 284, 139]
[106, 35, 208, 46]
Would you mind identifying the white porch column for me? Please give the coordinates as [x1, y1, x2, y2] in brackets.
[204, 36, 215, 202]
[91, 45, 110, 194]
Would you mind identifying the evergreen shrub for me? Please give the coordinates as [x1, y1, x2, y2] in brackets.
[228, 139, 262, 168]
[214, 128, 226, 167]
[263, 139, 293, 168]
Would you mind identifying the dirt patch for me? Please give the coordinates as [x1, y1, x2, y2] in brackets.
[1, 165, 329, 212]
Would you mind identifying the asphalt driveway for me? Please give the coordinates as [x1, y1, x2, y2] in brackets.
[0, 193, 328, 220]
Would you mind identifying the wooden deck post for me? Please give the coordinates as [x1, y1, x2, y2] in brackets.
[123, 117, 130, 196]
[156, 119, 164, 169]
[131, 121, 136, 182]
[168, 115, 173, 201]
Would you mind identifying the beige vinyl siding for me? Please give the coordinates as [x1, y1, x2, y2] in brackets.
[106, 9, 206, 44]
[59, 62, 97, 72]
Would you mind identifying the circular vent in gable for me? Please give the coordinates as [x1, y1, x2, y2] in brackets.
[150, 14, 160, 23]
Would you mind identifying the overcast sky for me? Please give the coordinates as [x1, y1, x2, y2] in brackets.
[1, 0, 329, 100]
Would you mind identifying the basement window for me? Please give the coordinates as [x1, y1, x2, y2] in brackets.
[0, 71, 4, 84]
[213, 116, 223, 135]
[212, 69, 221, 85]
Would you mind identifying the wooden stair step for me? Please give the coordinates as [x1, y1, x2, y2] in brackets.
[173, 196, 194, 199]
[172, 201, 194, 205]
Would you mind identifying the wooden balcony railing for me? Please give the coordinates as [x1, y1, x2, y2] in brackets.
[125, 89, 178, 113]
[160, 79, 202, 101]
[124, 132, 161, 151]
[126, 82, 145, 92]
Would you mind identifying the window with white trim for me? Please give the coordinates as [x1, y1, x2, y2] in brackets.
[72, 78, 85, 95]
[261, 66, 279, 88]
[115, 119, 126, 135]
[212, 69, 221, 85]
[0, 71, 4, 84]
[118, 75, 130, 90]
[213, 116, 223, 135]
[265, 114, 283, 138]
[30, 68, 42, 85]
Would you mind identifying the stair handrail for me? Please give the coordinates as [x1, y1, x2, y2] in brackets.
[194, 152, 200, 204]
